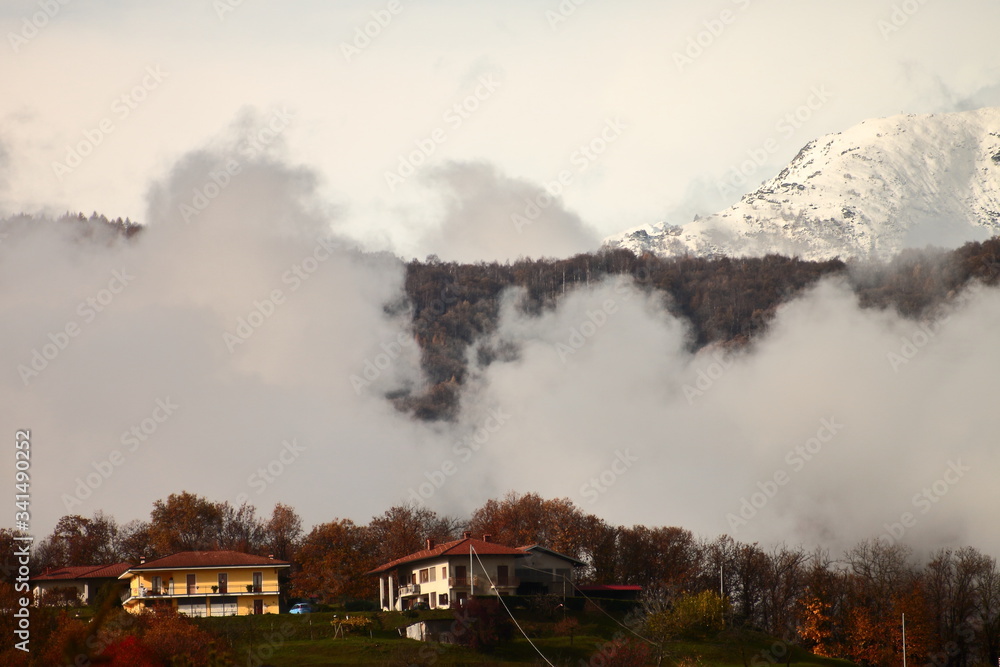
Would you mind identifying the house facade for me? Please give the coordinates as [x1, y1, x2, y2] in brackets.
[118, 551, 290, 617]
[369, 534, 528, 611]
[32, 562, 132, 606]
[515, 545, 585, 598]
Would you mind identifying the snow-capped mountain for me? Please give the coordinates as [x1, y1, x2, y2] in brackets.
[604, 107, 1000, 261]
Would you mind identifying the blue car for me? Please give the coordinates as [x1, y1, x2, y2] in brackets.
[289, 602, 315, 614]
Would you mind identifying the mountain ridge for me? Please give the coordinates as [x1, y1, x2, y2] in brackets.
[604, 107, 1000, 261]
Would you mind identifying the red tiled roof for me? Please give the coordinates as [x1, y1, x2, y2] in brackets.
[122, 551, 290, 574]
[577, 584, 643, 592]
[368, 538, 528, 574]
[32, 562, 133, 582]
[519, 544, 586, 566]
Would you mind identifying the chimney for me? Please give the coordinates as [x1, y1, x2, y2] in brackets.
[483, 534, 493, 543]
[463, 531, 471, 539]
[268, 554, 274, 560]
[425, 538, 435, 550]
[139, 555, 146, 565]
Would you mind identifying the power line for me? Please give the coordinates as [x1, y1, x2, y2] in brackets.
[517, 563, 656, 646]
[470, 547, 556, 667]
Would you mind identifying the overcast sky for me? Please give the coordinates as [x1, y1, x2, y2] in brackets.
[3, 0, 1000, 260]
[3, 1, 1000, 556]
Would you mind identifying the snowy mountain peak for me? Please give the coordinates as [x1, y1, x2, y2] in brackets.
[604, 107, 1000, 261]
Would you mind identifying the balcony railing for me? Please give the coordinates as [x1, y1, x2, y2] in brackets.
[122, 585, 279, 602]
[447, 576, 518, 589]
[398, 583, 420, 596]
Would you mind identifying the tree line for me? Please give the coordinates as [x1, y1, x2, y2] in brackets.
[3, 490, 998, 666]
[399, 238, 1000, 420]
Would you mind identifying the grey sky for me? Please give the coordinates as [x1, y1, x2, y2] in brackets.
[3, 0, 1000, 259]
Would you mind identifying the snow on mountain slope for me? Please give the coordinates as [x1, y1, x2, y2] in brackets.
[604, 108, 1000, 261]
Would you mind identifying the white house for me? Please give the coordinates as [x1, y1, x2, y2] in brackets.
[31, 562, 133, 606]
[369, 534, 528, 611]
[516, 545, 585, 598]
[369, 534, 586, 611]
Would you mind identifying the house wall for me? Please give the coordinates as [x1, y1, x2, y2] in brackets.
[395, 554, 521, 609]
[515, 551, 575, 596]
[32, 580, 87, 605]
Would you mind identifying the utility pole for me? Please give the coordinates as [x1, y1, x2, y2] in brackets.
[902, 613, 907, 667]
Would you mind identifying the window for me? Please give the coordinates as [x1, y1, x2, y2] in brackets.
[429, 567, 436, 582]
[439, 593, 449, 607]
[497, 565, 509, 586]
[252, 572, 262, 593]
[210, 596, 237, 616]
[419, 568, 429, 584]
[430, 592, 437, 608]
[218, 573, 228, 594]
[151, 576, 162, 594]
[454, 565, 467, 585]
[441, 566, 447, 579]
[186, 574, 196, 595]
[456, 592, 467, 606]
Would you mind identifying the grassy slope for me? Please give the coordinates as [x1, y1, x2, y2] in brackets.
[199, 611, 858, 667]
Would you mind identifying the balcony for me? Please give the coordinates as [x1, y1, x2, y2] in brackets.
[398, 583, 420, 597]
[122, 585, 280, 603]
[448, 575, 519, 591]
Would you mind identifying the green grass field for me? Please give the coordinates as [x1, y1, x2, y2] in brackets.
[196, 610, 859, 667]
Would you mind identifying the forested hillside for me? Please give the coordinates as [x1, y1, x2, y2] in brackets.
[399, 238, 1000, 420]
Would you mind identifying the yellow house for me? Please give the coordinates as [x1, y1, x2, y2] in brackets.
[118, 551, 290, 617]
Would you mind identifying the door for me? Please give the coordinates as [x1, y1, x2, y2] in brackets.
[252, 571, 263, 593]
[218, 573, 227, 594]
[253, 599, 264, 615]
[497, 565, 509, 586]
[186, 574, 196, 595]
[454, 565, 467, 586]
